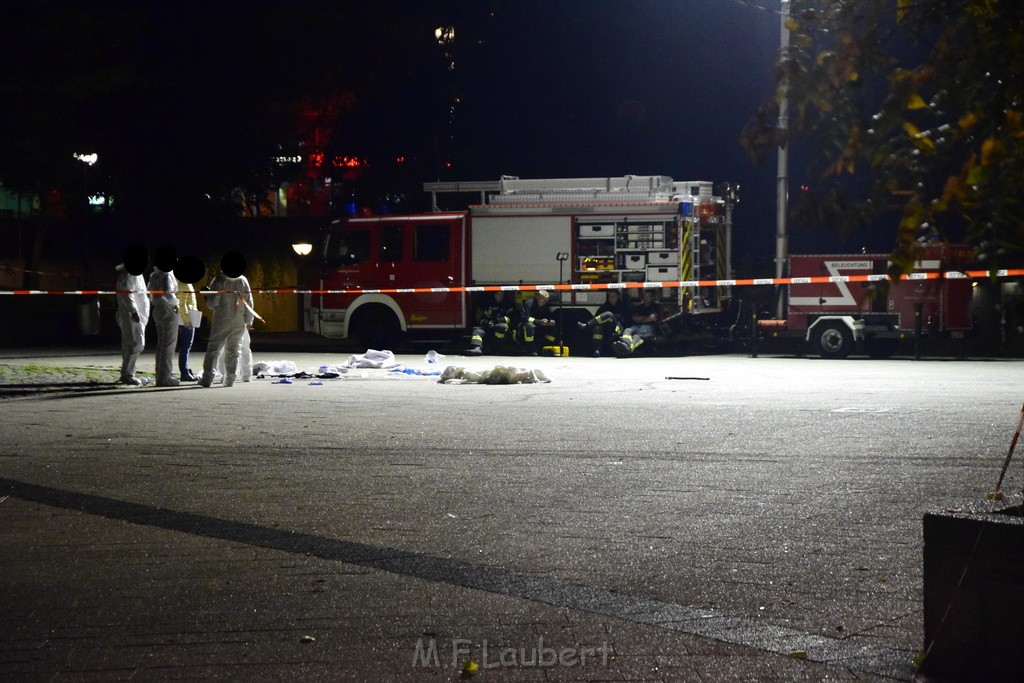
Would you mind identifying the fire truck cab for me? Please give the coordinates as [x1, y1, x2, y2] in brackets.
[309, 213, 468, 348]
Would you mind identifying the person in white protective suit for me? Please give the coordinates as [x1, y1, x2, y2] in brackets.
[150, 245, 180, 386]
[200, 252, 254, 388]
[216, 324, 252, 382]
[212, 266, 253, 383]
[115, 243, 151, 385]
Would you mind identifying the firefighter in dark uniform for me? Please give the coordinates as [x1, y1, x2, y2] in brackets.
[465, 290, 516, 356]
[519, 289, 558, 356]
[613, 288, 661, 357]
[577, 289, 633, 357]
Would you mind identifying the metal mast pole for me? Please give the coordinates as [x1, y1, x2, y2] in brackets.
[776, 0, 791, 319]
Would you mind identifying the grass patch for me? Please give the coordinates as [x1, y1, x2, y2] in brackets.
[0, 363, 119, 380]
[81, 367, 116, 378]
[22, 364, 79, 374]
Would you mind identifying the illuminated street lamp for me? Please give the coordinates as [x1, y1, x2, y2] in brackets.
[291, 242, 314, 332]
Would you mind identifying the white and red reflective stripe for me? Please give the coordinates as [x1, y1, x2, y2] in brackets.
[1, 268, 1022, 296]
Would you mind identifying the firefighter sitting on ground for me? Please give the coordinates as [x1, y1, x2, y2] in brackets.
[613, 288, 661, 358]
[465, 290, 516, 356]
[520, 289, 558, 356]
[577, 289, 633, 357]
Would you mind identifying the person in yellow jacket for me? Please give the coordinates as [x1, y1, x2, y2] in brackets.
[173, 255, 206, 382]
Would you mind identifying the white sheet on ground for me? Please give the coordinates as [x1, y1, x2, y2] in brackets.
[340, 349, 398, 369]
[252, 360, 299, 375]
[438, 365, 551, 385]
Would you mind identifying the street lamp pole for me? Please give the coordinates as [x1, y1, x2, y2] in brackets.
[556, 252, 569, 356]
[776, 0, 791, 319]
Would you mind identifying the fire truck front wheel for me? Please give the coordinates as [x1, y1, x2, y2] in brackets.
[814, 323, 853, 359]
[350, 306, 404, 351]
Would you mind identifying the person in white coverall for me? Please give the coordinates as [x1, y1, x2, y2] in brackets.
[211, 272, 254, 383]
[150, 245, 180, 386]
[115, 243, 150, 385]
[200, 252, 254, 388]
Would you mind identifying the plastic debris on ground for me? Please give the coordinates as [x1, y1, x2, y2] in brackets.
[292, 370, 343, 379]
[252, 360, 299, 376]
[340, 349, 399, 369]
[253, 359, 347, 380]
[253, 350, 418, 382]
[438, 365, 551, 385]
[425, 350, 445, 364]
[388, 366, 442, 377]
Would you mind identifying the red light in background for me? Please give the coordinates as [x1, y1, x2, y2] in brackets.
[331, 156, 365, 168]
[308, 152, 324, 168]
[395, 156, 406, 164]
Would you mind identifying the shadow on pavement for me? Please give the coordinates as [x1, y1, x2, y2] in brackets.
[0, 382, 127, 399]
[0, 476, 916, 680]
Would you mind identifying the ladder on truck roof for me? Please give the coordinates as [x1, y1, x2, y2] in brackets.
[424, 175, 705, 211]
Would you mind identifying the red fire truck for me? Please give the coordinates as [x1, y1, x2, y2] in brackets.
[755, 243, 975, 358]
[303, 175, 732, 349]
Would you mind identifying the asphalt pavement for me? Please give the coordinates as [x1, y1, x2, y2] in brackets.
[2, 341, 1022, 681]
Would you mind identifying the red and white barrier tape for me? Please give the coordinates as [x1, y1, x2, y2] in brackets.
[1, 268, 1022, 296]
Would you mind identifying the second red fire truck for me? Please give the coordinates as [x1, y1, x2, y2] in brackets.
[754, 244, 974, 358]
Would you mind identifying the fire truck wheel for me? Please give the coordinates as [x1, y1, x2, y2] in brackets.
[351, 306, 404, 351]
[815, 323, 853, 359]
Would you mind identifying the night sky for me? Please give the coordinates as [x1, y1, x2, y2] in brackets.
[368, 0, 791, 273]
[3, 1, 884, 274]
[344, 1, 868, 274]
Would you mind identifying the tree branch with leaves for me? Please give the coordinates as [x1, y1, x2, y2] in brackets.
[742, 0, 1024, 273]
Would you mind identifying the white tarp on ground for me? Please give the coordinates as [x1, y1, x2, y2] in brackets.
[438, 365, 551, 385]
[340, 349, 398, 369]
[254, 350, 399, 377]
[252, 360, 299, 376]
[251, 353, 552, 385]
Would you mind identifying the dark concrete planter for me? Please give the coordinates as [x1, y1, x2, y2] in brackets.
[922, 503, 1024, 678]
